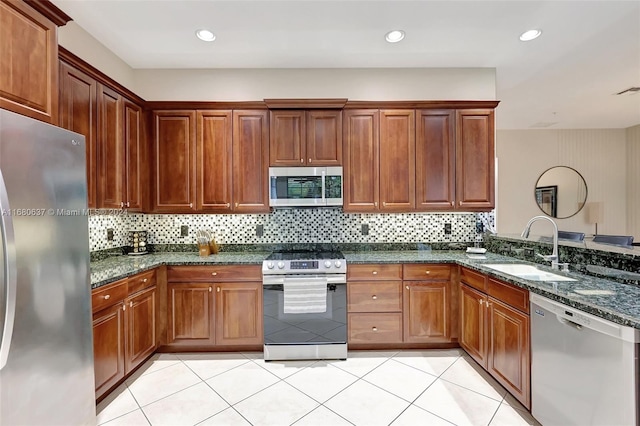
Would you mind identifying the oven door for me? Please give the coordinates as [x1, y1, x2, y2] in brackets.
[263, 274, 347, 344]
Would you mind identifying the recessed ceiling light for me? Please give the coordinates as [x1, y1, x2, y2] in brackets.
[385, 30, 405, 43]
[196, 29, 216, 42]
[519, 29, 542, 41]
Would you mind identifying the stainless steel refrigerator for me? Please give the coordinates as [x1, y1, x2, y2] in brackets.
[0, 109, 96, 425]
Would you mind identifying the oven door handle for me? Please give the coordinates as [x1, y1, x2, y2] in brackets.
[262, 274, 346, 285]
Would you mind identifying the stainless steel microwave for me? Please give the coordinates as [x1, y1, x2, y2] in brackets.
[269, 167, 343, 207]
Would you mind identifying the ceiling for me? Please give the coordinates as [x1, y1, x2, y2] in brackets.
[51, 0, 640, 130]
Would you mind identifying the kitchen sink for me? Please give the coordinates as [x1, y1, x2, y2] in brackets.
[483, 263, 577, 282]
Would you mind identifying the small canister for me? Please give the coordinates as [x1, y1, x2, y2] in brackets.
[127, 230, 148, 255]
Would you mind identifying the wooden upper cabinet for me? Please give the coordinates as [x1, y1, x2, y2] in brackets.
[232, 110, 269, 213]
[196, 110, 233, 212]
[123, 100, 144, 211]
[0, 0, 58, 124]
[269, 109, 342, 166]
[416, 109, 455, 210]
[59, 62, 98, 209]
[153, 110, 197, 212]
[343, 109, 379, 212]
[97, 84, 124, 209]
[456, 109, 495, 210]
[306, 110, 342, 165]
[269, 110, 306, 166]
[379, 109, 415, 211]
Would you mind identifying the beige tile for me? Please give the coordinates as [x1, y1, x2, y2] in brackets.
[327, 350, 396, 377]
[126, 362, 202, 407]
[325, 379, 410, 426]
[97, 384, 140, 425]
[197, 408, 251, 426]
[413, 379, 501, 426]
[205, 362, 279, 405]
[251, 358, 316, 379]
[239, 351, 263, 360]
[440, 356, 507, 401]
[284, 361, 358, 403]
[101, 409, 150, 426]
[234, 381, 320, 426]
[363, 359, 437, 402]
[501, 392, 530, 412]
[390, 405, 455, 426]
[179, 352, 251, 380]
[293, 406, 352, 426]
[392, 349, 462, 376]
[490, 403, 541, 426]
[124, 354, 183, 383]
[141, 382, 229, 426]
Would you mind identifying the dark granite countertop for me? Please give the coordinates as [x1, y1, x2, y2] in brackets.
[91, 250, 640, 330]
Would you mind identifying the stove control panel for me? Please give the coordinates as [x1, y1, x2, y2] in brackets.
[290, 261, 319, 270]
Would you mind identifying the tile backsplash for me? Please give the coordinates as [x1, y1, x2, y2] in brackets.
[88, 208, 496, 252]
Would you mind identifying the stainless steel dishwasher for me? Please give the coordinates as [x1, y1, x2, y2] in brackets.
[530, 293, 640, 426]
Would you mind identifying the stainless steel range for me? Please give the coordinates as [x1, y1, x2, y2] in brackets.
[262, 251, 347, 361]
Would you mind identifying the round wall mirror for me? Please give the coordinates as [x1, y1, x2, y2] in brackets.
[535, 166, 588, 219]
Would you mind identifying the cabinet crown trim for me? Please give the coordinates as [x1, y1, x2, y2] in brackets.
[24, 0, 72, 26]
[263, 98, 348, 109]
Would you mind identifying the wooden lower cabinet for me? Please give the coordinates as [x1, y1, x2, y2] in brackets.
[348, 313, 403, 344]
[403, 281, 449, 343]
[459, 271, 531, 409]
[125, 286, 157, 373]
[93, 302, 125, 399]
[215, 282, 263, 346]
[168, 283, 215, 345]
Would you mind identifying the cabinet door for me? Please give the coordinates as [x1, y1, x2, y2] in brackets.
[153, 110, 196, 212]
[343, 109, 379, 212]
[232, 110, 269, 213]
[488, 298, 530, 409]
[93, 303, 125, 399]
[214, 282, 263, 346]
[403, 281, 450, 343]
[196, 110, 233, 211]
[125, 286, 156, 374]
[97, 84, 124, 209]
[306, 110, 342, 165]
[123, 100, 144, 211]
[379, 109, 415, 211]
[459, 283, 488, 368]
[416, 110, 455, 210]
[269, 110, 305, 166]
[456, 109, 494, 210]
[59, 62, 98, 209]
[0, 0, 58, 123]
[168, 283, 214, 345]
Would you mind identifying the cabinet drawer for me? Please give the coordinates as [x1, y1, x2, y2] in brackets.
[403, 264, 451, 280]
[488, 278, 529, 314]
[348, 282, 402, 312]
[128, 270, 156, 295]
[167, 265, 262, 282]
[92, 279, 128, 313]
[347, 264, 403, 281]
[460, 267, 487, 292]
[348, 313, 403, 343]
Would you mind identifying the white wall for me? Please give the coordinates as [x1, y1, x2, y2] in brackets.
[496, 129, 628, 236]
[627, 124, 640, 240]
[133, 68, 496, 101]
[58, 22, 136, 92]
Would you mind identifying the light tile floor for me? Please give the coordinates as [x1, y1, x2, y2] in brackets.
[97, 349, 541, 426]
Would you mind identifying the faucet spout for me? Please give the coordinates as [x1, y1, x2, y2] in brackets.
[521, 215, 560, 268]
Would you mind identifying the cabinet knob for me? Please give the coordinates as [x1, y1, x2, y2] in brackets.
[120, 202, 124, 208]
[372, 327, 378, 332]
[103, 294, 110, 300]
[479, 299, 484, 306]
[126, 201, 130, 208]
[122, 304, 126, 311]
[300, 158, 303, 163]
[143, 278, 148, 282]
[226, 203, 230, 208]
[372, 271, 377, 275]
[235, 202, 239, 208]
[406, 285, 409, 290]
[425, 270, 430, 275]
[308, 158, 312, 163]
[217, 287, 221, 293]
[209, 287, 212, 292]
[374, 202, 378, 207]
[372, 295, 377, 300]
[130, 301, 133, 308]
[459, 201, 462, 206]
[212, 272, 217, 276]
[451, 201, 454, 206]
[189, 203, 193, 208]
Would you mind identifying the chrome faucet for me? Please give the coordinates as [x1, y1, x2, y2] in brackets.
[521, 215, 562, 270]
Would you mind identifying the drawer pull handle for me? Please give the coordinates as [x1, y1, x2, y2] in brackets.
[103, 295, 111, 300]
[143, 278, 148, 282]
[212, 272, 218, 276]
[372, 327, 378, 332]
[372, 271, 377, 275]
[372, 295, 377, 300]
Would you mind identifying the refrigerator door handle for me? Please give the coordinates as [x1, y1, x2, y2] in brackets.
[0, 169, 17, 370]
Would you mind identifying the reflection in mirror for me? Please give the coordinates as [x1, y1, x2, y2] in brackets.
[535, 166, 587, 219]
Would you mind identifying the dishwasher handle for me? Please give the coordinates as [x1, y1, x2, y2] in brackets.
[558, 317, 582, 330]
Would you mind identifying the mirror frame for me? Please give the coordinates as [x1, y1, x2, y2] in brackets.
[534, 166, 588, 219]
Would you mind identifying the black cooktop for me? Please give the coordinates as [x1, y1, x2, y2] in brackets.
[266, 250, 345, 261]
